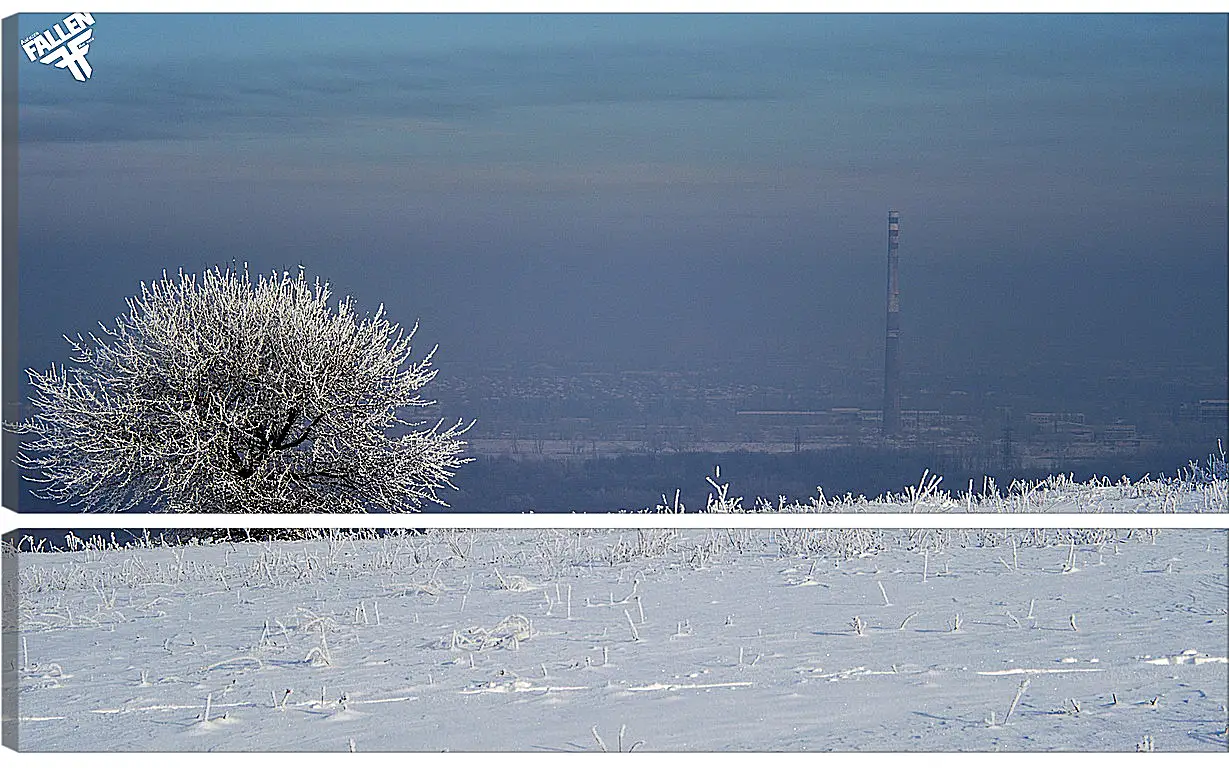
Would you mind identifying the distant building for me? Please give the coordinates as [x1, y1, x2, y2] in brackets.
[1060, 422, 1095, 443]
[1027, 412, 1057, 428]
[1102, 423, 1138, 445]
[1198, 399, 1228, 423]
[1027, 412, 1087, 431]
[900, 409, 941, 430]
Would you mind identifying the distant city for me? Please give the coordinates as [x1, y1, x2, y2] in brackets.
[412, 209, 1225, 496]
[422, 355, 1227, 476]
[7, 354, 1225, 513]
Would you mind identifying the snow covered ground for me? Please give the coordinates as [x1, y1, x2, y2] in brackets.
[8, 510, 1227, 752]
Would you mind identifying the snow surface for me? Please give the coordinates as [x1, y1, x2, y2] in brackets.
[10, 521, 1227, 752]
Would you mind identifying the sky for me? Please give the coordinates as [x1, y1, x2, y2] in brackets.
[8, 12, 1228, 386]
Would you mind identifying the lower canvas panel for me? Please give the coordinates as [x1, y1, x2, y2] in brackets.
[3, 527, 1227, 751]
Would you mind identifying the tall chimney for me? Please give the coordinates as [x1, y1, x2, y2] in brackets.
[883, 209, 902, 437]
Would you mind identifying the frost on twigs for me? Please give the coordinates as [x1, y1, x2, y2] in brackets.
[8, 266, 471, 513]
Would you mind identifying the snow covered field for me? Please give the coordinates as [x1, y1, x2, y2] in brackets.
[8, 513, 1227, 752]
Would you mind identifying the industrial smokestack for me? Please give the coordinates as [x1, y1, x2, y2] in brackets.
[883, 209, 902, 437]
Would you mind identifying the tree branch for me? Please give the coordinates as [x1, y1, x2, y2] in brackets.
[277, 414, 321, 450]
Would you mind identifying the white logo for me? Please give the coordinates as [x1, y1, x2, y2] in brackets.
[21, 13, 96, 83]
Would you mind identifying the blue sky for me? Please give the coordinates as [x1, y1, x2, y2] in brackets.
[11, 13, 1228, 375]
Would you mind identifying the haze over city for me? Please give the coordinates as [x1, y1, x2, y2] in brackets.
[6, 12, 1227, 511]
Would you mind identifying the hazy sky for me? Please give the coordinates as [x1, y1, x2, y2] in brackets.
[12, 13, 1228, 382]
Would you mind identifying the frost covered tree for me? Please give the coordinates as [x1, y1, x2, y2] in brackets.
[8, 267, 470, 513]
